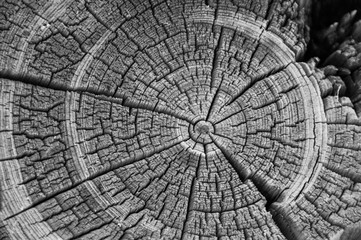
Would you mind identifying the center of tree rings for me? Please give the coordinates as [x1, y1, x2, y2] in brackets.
[189, 120, 214, 144]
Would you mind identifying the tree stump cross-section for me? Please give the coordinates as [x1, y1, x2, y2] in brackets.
[0, 0, 360, 239]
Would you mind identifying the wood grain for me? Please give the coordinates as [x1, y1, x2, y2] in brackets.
[0, 0, 360, 239]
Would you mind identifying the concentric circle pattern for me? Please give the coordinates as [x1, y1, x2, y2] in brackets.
[190, 120, 214, 143]
[0, 0, 361, 240]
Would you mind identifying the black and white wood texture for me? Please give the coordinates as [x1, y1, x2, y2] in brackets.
[0, 0, 360, 239]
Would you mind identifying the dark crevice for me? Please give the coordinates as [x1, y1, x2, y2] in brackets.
[0, 70, 67, 91]
[269, 204, 306, 240]
[3, 138, 186, 222]
[0, 70, 194, 123]
[205, 5, 223, 122]
[305, 0, 361, 117]
[246, 170, 289, 213]
[180, 154, 202, 240]
[225, 62, 290, 106]
[212, 135, 288, 217]
[305, 0, 361, 62]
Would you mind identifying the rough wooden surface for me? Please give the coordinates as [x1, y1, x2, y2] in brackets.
[0, 0, 360, 239]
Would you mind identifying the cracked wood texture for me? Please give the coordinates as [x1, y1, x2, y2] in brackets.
[0, 0, 360, 239]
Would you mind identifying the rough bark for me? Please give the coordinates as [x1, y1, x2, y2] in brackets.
[0, 0, 360, 239]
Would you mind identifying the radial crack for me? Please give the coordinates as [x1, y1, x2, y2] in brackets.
[226, 62, 291, 106]
[180, 154, 203, 240]
[3, 138, 187, 221]
[0, 70, 194, 123]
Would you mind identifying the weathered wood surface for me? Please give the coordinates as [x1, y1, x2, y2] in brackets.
[0, 0, 360, 239]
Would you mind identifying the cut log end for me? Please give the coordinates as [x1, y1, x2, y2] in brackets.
[0, 0, 360, 239]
